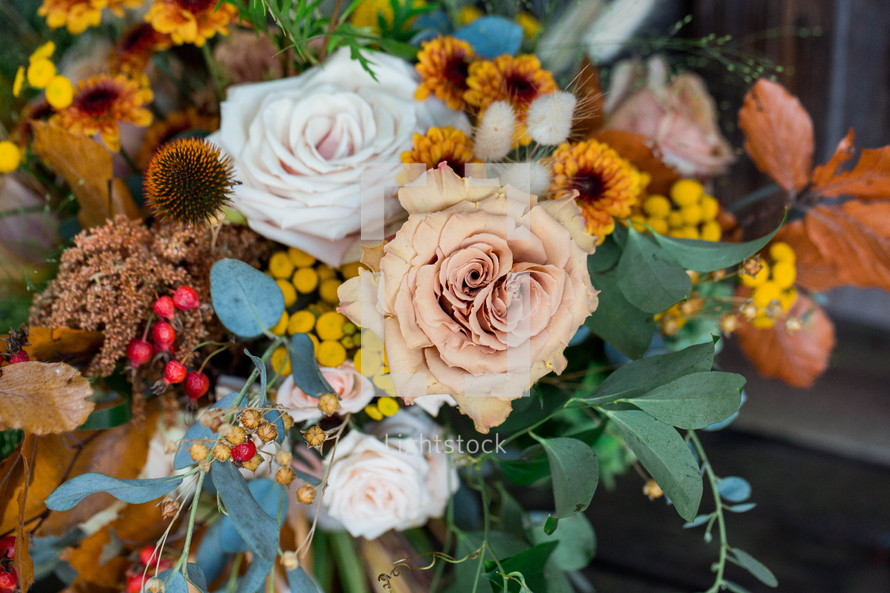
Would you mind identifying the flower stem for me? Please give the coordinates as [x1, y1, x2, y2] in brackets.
[688, 431, 728, 593]
[177, 471, 206, 576]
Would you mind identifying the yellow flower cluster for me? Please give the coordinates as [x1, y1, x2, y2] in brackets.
[632, 179, 722, 241]
[265, 247, 362, 369]
[739, 242, 798, 329]
[38, 0, 141, 35]
[12, 42, 75, 110]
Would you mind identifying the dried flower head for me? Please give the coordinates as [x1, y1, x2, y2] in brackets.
[526, 91, 576, 145]
[159, 496, 179, 518]
[473, 101, 515, 161]
[188, 442, 209, 461]
[281, 551, 299, 571]
[643, 479, 664, 501]
[302, 425, 326, 449]
[317, 393, 340, 417]
[225, 426, 247, 445]
[241, 454, 263, 472]
[296, 484, 316, 504]
[275, 450, 293, 467]
[212, 442, 232, 462]
[238, 409, 262, 430]
[145, 138, 236, 225]
[276, 466, 296, 486]
[256, 422, 278, 443]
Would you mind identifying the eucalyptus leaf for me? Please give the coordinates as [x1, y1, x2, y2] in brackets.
[652, 221, 783, 273]
[219, 479, 285, 553]
[453, 16, 523, 58]
[210, 259, 285, 339]
[617, 227, 692, 313]
[153, 569, 188, 593]
[535, 437, 598, 517]
[287, 566, 322, 593]
[587, 340, 716, 404]
[731, 548, 778, 587]
[186, 564, 208, 592]
[604, 409, 702, 521]
[726, 502, 757, 513]
[718, 476, 753, 503]
[211, 461, 279, 561]
[626, 371, 745, 429]
[289, 333, 334, 396]
[683, 514, 712, 528]
[239, 556, 274, 593]
[244, 349, 268, 405]
[195, 522, 227, 584]
[724, 580, 754, 593]
[46, 474, 184, 511]
[585, 268, 655, 359]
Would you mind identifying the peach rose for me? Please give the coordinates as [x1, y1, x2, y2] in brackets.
[338, 165, 598, 432]
[604, 56, 734, 178]
[277, 361, 375, 422]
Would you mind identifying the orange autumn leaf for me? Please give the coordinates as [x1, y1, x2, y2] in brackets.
[570, 58, 605, 138]
[736, 294, 835, 388]
[804, 201, 890, 291]
[13, 435, 36, 593]
[772, 220, 840, 292]
[31, 121, 141, 229]
[738, 79, 814, 196]
[0, 362, 94, 435]
[589, 129, 681, 195]
[811, 129, 890, 200]
[0, 327, 105, 364]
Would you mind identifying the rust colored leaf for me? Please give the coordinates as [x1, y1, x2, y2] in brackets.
[0, 327, 104, 364]
[804, 202, 890, 291]
[738, 79, 813, 195]
[590, 130, 681, 195]
[773, 220, 840, 292]
[736, 294, 835, 388]
[31, 121, 141, 229]
[14, 435, 36, 593]
[570, 58, 605, 138]
[811, 129, 890, 200]
[0, 362, 94, 434]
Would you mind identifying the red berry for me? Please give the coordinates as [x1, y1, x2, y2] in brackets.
[231, 441, 257, 462]
[184, 371, 210, 401]
[0, 568, 16, 590]
[8, 351, 29, 364]
[163, 360, 187, 384]
[152, 321, 176, 346]
[126, 339, 153, 366]
[172, 286, 200, 310]
[126, 574, 144, 593]
[0, 536, 14, 559]
[153, 295, 176, 319]
[138, 545, 155, 566]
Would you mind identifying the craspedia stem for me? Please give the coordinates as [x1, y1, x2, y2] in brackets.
[144, 138, 236, 225]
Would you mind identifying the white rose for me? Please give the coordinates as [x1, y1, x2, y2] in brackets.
[320, 411, 457, 539]
[277, 361, 376, 422]
[212, 48, 465, 266]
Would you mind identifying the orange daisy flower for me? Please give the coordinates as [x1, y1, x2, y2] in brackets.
[138, 108, 220, 167]
[415, 37, 476, 111]
[111, 23, 173, 80]
[401, 126, 479, 177]
[53, 74, 153, 152]
[464, 54, 557, 146]
[549, 140, 649, 242]
[145, 0, 239, 47]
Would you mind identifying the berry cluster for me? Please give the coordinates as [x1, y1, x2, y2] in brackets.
[125, 286, 210, 401]
[0, 536, 17, 593]
[124, 546, 173, 593]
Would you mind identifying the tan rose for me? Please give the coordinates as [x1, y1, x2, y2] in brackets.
[339, 164, 597, 432]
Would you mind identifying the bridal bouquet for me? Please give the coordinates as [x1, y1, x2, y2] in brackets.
[1, 1, 887, 592]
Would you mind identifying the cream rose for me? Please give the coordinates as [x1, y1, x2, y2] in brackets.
[339, 165, 598, 432]
[276, 361, 375, 422]
[212, 48, 465, 266]
[320, 411, 456, 539]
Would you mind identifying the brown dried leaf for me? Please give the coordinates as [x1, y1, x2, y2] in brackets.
[773, 220, 840, 292]
[14, 435, 36, 593]
[736, 294, 835, 388]
[804, 202, 890, 291]
[570, 58, 604, 138]
[0, 362, 94, 434]
[31, 121, 141, 229]
[738, 79, 813, 195]
[811, 129, 890, 200]
[589, 129, 681, 195]
[0, 327, 105, 364]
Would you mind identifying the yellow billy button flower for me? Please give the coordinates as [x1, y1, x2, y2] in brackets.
[270, 311, 289, 336]
[268, 251, 294, 279]
[287, 310, 316, 335]
[276, 279, 297, 307]
[287, 246, 315, 267]
[769, 241, 796, 264]
[458, 5, 483, 25]
[364, 404, 383, 420]
[377, 396, 399, 417]
[317, 340, 347, 368]
[271, 346, 291, 376]
[27, 59, 56, 88]
[516, 11, 541, 39]
[13, 67, 25, 97]
[0, 142, 22, 173]
[701, 195, 720, 220]
[647, 217, 669, 235]
[319, 278, 342, 305]
[45, 75, 74, 109]
[771, 261, 796, 289]
[340, 261, 362, 279]
[642, 195, 671, 218]
[670, 179, 703, 206]
[701, 221, 722, 242]
[740, 261, 769, 287]
[316, 311, 347, 341]
[30, 41, 56, 61]
[292, 267, 319, 293]
[751, 281, 782, 309]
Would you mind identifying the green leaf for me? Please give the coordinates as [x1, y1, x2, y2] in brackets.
[585, 268, 655, 359]
[211, 460, 280, 562]
[185, 564, 208, 592]
[543, 515, 559, 535]
[45, 474, 184, 511]
[210, 259, 285, 339]
[534, 437, 598, 517]
[724, 580, 754, 593]
[727, 502, 757, 513]
[289, 334, 334, 396]
[588, 235, 622, 272]
[497, 445, 549, 486]
[529, 513, 596, 571]
[731, 548, 778, 587]
[652, 220, 783, 273]
[617, 226, 692, 313]
[625, 371, 745, 429]
[485, 541, 558, 593]
[718, 476, 753, 503]
[587, 340, 717, 405]
[77, 399, 131, 430]
[604, 409, 702, 521]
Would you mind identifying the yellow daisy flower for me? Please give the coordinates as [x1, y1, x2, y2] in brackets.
[401, 126, 479, 177]
[145, 0, 239, 47]
[415, 36, 476, 111]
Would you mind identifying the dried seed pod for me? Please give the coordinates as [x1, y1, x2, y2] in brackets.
[241, 453, 263, 472]
[275, 450, 293, 467]
[189, 442, 209, 462]
[225, 426, 247, 445]
[302, 425, 325, 448]
[212, 442, 232, 462]
[239, 409, 262, 430]
[256, 422, 278, 443]
[317, 393, 340, 416]
[276, 466, 296, 486]
[296, 484, 316, 504]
